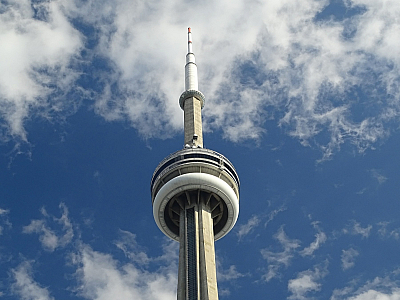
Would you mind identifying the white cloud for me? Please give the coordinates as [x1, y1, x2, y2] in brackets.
[216, 263, 246, 297]
[23, 203, 74, 252]
[114, 229, 150, 265]
[217, 264, 245, 282]
[0, 208, 9, 215]
[370, 169, 388, 185]
[72, 244, 177, 300]
[236, 215, 260, 240]
[65, 0, 190, 138]
[218, 288, 231, 297]
[341, 248, 359, 270]
[348, 289, 400, 300]
[343, 221, 372, 238]
[0, 207, 11, 235]
[301, 222, 327, 256]
[11, 261, 54, 300]
[288, 262, 329, 300]
[356, 188, 368, 195]
[389, 229, 400, 240]
[265, 206, 287, 227]
[331, 274, 400, 300]
[378, 222, 390, 237]
[377, 222, 400, 240]
[237, 206, 286, 240]
[153, 238, 179, 264]
[0, 0, 82, 141]
[261, 226, 300, 281]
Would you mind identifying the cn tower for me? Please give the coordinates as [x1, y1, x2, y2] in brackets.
[151, 28, 240, 300]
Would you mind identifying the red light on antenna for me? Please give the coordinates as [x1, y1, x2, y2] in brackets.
[188, 27, 191, 33]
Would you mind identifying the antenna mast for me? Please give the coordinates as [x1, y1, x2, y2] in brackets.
[179, 27, 206, 148]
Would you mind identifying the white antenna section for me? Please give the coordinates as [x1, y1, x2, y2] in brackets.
[179, 27, 205, 110]
[185, 27, 198, 91]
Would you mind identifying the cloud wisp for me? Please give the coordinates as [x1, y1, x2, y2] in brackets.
[236, 215, 260, 241]
[11, 261, 55, 300]
[300, 222, 327, 256]
[261, 226, 301, 281]
[236, 206, 286, 241]
[377, 222, 400, 240]
[370, 169, 388, 185]
[114, 229, 151, 266]
[288, 262, 329, 300]
[22, 203, 73, 252]
[343, 221, 372, 239]
[341, 248, 359, 271]
[0, 207, 11, 235]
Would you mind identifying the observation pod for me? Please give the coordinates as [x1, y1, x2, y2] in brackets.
[151, 147, 240, 241]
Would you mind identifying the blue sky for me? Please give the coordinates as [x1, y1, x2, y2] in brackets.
[1, 0, 400, 299]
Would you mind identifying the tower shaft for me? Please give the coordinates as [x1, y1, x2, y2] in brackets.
[178, 196, 218, 300]
[183, 96, 203, 147]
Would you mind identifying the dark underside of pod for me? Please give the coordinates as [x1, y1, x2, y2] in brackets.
[163, 189, 228, 237]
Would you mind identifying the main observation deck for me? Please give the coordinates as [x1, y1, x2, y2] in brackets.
[151, 147, 240, 241]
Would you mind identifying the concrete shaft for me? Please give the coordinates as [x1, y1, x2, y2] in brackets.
[178, 200, 218, 300]
[184, 97, 203, 147]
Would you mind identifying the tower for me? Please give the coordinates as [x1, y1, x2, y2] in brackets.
[151, 28, 240, 300]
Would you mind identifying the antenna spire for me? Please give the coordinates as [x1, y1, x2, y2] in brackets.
[179, 27, 205, 108]
[188, 27, 193, 53]
[184, 27, 197, 91]
[179, 27, 206, 148]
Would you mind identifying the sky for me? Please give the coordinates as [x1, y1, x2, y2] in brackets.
[1, 0, 400, 299]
